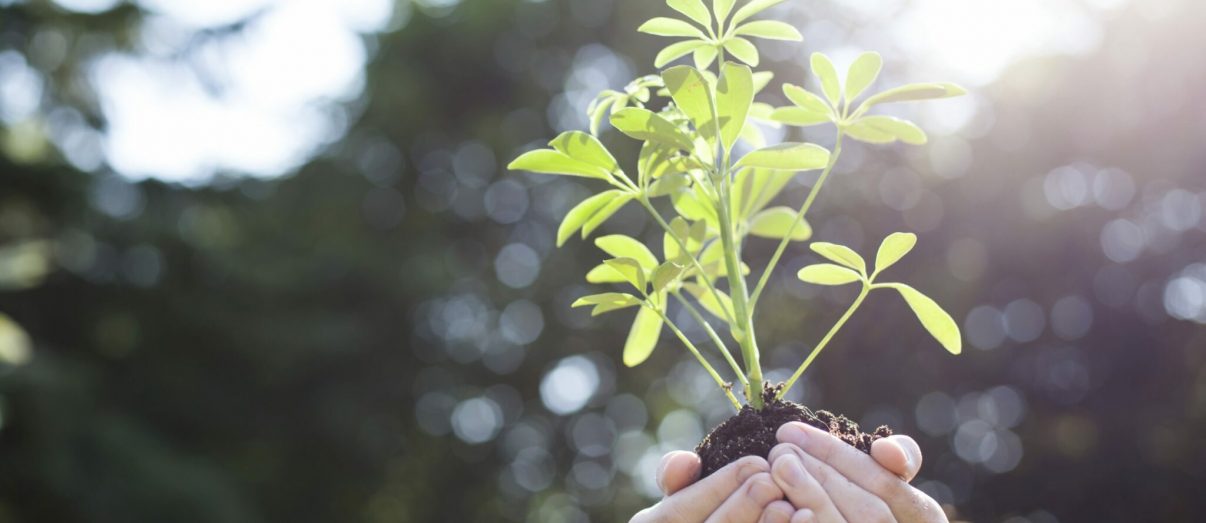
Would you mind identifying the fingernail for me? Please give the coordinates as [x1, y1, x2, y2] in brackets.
[777, 422, 809, 446]
[655, 453, 672, 492]
[898, 441, 914, 470]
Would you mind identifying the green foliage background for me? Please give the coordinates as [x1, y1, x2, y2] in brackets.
[2, 1, 1206, 522]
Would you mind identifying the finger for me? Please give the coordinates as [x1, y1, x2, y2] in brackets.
[658, 451, 702, 496]
[770, 450, 845, 523]
[791, 509, 817, 523]
[760, 501, 795, 523]
[638, 456, 770, 523]
[871, 436, 922, 482]
[705, 473, 783, 523]
[793, 449, 896, 523]
[778, 423, 941, 522]
[778, 423, 909, 500]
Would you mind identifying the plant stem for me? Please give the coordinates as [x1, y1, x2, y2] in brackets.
[716, 160, 763, 408]
[749, 132, 845, 310]
[672, 290, 748, 390]
[638, 197, 737, 327]
[778, 283, 869, 399]
[651, 304, 742, 411]
[707, 49, 767, 407]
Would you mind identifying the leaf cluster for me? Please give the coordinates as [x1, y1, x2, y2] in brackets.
[508, 0, 967, 407]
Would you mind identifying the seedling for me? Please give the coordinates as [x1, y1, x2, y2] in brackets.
[509, 0, 964, 466]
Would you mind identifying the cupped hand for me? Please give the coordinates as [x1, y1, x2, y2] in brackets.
[768, 422, 947, 522]
[630, 453, 783, 523]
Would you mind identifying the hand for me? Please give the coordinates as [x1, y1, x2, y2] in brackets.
[630, 453, 783, 523]
[768, 422, 947, 522]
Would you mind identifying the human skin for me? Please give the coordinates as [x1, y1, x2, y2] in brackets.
[631, 423, 947, 523]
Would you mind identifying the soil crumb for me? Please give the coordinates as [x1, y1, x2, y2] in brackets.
[695, 384, 892, 477]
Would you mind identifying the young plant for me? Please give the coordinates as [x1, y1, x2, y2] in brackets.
[509, 0, 964, 412]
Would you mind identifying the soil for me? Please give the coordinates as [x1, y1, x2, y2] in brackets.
[695, 384, 892, 477]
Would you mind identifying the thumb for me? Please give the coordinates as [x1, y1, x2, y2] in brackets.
[870, 435, 923, 482]
[657, 451, 701, 496]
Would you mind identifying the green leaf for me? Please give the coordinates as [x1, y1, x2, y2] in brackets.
[844, 51, 883, 101]
[662, 66, 718, 146]
[651, 261, 686, 292]
[623, 304, 664, 367]
[683, 282, 734, 320]
[655, 39, 711, 68]
[610, 108, 696, 150]
[751, 71, 774, 94]
[713, 0, 737, 24]
[671, 186, 718, 226]
[783, 84, 831, 114]
[667, 0, 712, 28]
[739, 121, 766, 148]
[596, 235, 659, 270]
[797, 264, 864, 286]
[689, 219, 708, 248]
[748, 206, 812, 241]
[810, 242, 866, 275]
[731, 0, 787, 26]
[874, 232, 917, 275]
[558, 190, 624, 246]
[860, 82, 967, 108]
[882, 283, 962, 355]
[810, 52, 841, 107]
[604, 257, 647, 292]
[586, 263, 628, 284]
[734, 142, 830, 171]
[847, 116, 927, 145]
[843, 119, 896, 144]
[508, 149, 611, 180]
[716, 61, 753, 152]
[693, 45, 719, 70]
[770, 107, 831, 127]
[733, 168, 793, 218]
[733, 20, 802, 41]
[663, 216, 690, 261]
[698, 242, 749, 278]
[581, 194, 634, 239]
[550, 131, 620, 173]
[588, 96, 617, 136]
[638, 142, 679, 186]
[572, 292, 642, 316]
[648, 172, 691, 197]
[639, 17, 708, 38]
[723, 37, 759, 66]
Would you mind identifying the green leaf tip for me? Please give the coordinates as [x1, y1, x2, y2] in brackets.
[508, 149, 611, 180]
[624, 304, 664, 367]
[735, 142, 830, 172]
[873, 232, 917, 275]
[797, 263, 863, 286]
[883, 283, 962, 355]
[596, 234, 659, 270]
[604, 257, 647, 292]
[572, 292, 642, 316]
[810, 242, 866, 275]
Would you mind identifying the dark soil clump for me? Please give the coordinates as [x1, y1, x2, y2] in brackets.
[695, 384, 892, 477]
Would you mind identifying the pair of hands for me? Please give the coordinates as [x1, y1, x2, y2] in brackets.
[631, 422, 948, 523]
